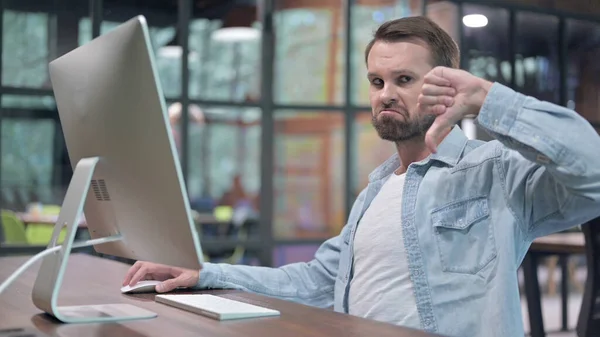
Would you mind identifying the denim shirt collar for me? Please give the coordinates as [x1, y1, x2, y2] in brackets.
[368, 125, 468, 182]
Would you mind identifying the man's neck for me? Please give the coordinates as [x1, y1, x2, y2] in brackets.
[394, 139, 431, 175]
[393, 128, 452, 175]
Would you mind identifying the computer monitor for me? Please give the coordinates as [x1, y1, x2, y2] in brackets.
[29, 15, 204, 324]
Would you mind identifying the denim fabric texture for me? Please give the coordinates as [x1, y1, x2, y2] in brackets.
[196, 83, 600, 337]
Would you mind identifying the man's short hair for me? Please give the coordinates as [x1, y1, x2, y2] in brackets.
[364, 16, 460, 69]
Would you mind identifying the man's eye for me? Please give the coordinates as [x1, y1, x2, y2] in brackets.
[398, 76, 412, 84]
[371, 78, 383, 86]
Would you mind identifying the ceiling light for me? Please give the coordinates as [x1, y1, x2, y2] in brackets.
[462, 14, 488, 28]
[212, 27, 260, 43]
[159, 45, 182, 58]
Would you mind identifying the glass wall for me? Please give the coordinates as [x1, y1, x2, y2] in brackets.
[273, 111, 345, 239]
[566, 19, 600, 123]
[1, 113, 57, 210]
[274, 0, 346, 106]
[514, 11, 560, 104]
[460, 4, 510, 141]
[1, 0, 599, 266]
[3, 1, 90, 89]
[1, 0, 88, 211]
[351, 0, 423, 106]
[188, 4, 261, 103]
[426, 0, 459, 44]
[183, 105, 262, 204]
[462, 4, 510, 85]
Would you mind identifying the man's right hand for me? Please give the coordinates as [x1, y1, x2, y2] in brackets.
[122, 261, 200, 293]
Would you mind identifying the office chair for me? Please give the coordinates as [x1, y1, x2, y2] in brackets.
[577, 218, 600, 337]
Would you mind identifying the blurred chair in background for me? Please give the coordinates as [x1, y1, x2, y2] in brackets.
[1, 210, 28, 244]
[577, 218, 600, 337]
[0, 209, 46, 256]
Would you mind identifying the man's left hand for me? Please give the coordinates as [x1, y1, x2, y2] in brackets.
[418, 66, 493, 153]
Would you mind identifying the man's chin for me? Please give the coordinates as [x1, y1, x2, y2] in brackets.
[371, 115, 432, 143]
[378, 111, 407, 121]
[378, 133, 422, 143]
[375, 124, 427, 143]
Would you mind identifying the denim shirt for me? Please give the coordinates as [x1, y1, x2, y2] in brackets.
[196, 83, 600, 337]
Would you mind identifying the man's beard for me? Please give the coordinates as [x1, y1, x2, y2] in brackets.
[371, 111, 436, 142]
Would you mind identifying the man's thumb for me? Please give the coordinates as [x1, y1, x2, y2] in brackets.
[156, 279, 179, 293]
[425, 127, 440, 154]
[425, 119, 451, 154]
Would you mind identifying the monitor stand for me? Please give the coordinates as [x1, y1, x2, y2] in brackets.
[30, 156, 157, 324]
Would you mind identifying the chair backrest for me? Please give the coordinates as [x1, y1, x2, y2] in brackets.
[0, 210, 28, 244]
[577, 219, 600, 336]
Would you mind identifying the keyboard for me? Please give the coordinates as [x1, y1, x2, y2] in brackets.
[154, 294, 280, 321]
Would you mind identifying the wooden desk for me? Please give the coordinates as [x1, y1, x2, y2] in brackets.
[16, 213, 87, 228]
[524, 232, 585, 337]
[0, 254, 441, 337]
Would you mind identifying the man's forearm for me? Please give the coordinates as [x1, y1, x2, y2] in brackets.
[473, 82, 600, 238]
[476, 82, 600, 183]
[195, 262, 335, 308]
[194, 232, 346, 308]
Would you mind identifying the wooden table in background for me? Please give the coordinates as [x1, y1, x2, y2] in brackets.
[15, 213, 87, 228]
[531, 233, 585, 255]
[0, 254, 442, 337]
[16, 212, 228, 229]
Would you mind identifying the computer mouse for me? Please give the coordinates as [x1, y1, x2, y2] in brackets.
[120, 280, 161, 294]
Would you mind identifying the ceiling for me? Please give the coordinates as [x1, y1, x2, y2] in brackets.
[462, 4, 600, 60]
[4, 0, 257, 26]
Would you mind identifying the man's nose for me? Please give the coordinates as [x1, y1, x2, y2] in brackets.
[380, 84, 399, 103]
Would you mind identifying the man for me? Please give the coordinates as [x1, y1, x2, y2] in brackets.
[123, 16, 600, 336]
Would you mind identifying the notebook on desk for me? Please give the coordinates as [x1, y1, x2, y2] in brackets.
[155, 294, 280, 321]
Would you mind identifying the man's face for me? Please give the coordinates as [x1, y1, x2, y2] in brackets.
[367, 39, 436, 142]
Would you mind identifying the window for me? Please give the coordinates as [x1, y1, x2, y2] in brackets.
[426, 0, 459, 49]
[566, 19, 600, 123]
[182, 105, 261, 207]
[1, 117, 56, 210]
[352, 0, 423, 106]
[273, 111, 345, 239]
[1, 95, 55, 110]
[3, 1, 90, 89]
[2, 10, 50, 88]
[188, 5, 261, 103]
[462, 4, 511, 85]
[515, 12, 560, 103]
[274, 0, 345, 105]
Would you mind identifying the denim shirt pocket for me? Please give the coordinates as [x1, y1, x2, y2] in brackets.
[430, 196, 497, 275]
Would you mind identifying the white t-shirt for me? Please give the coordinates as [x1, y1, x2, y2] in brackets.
[348, 173, 420, 329]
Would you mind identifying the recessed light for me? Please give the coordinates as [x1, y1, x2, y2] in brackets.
[462, 14, 488, 28]
[212, 27, 260, 43]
